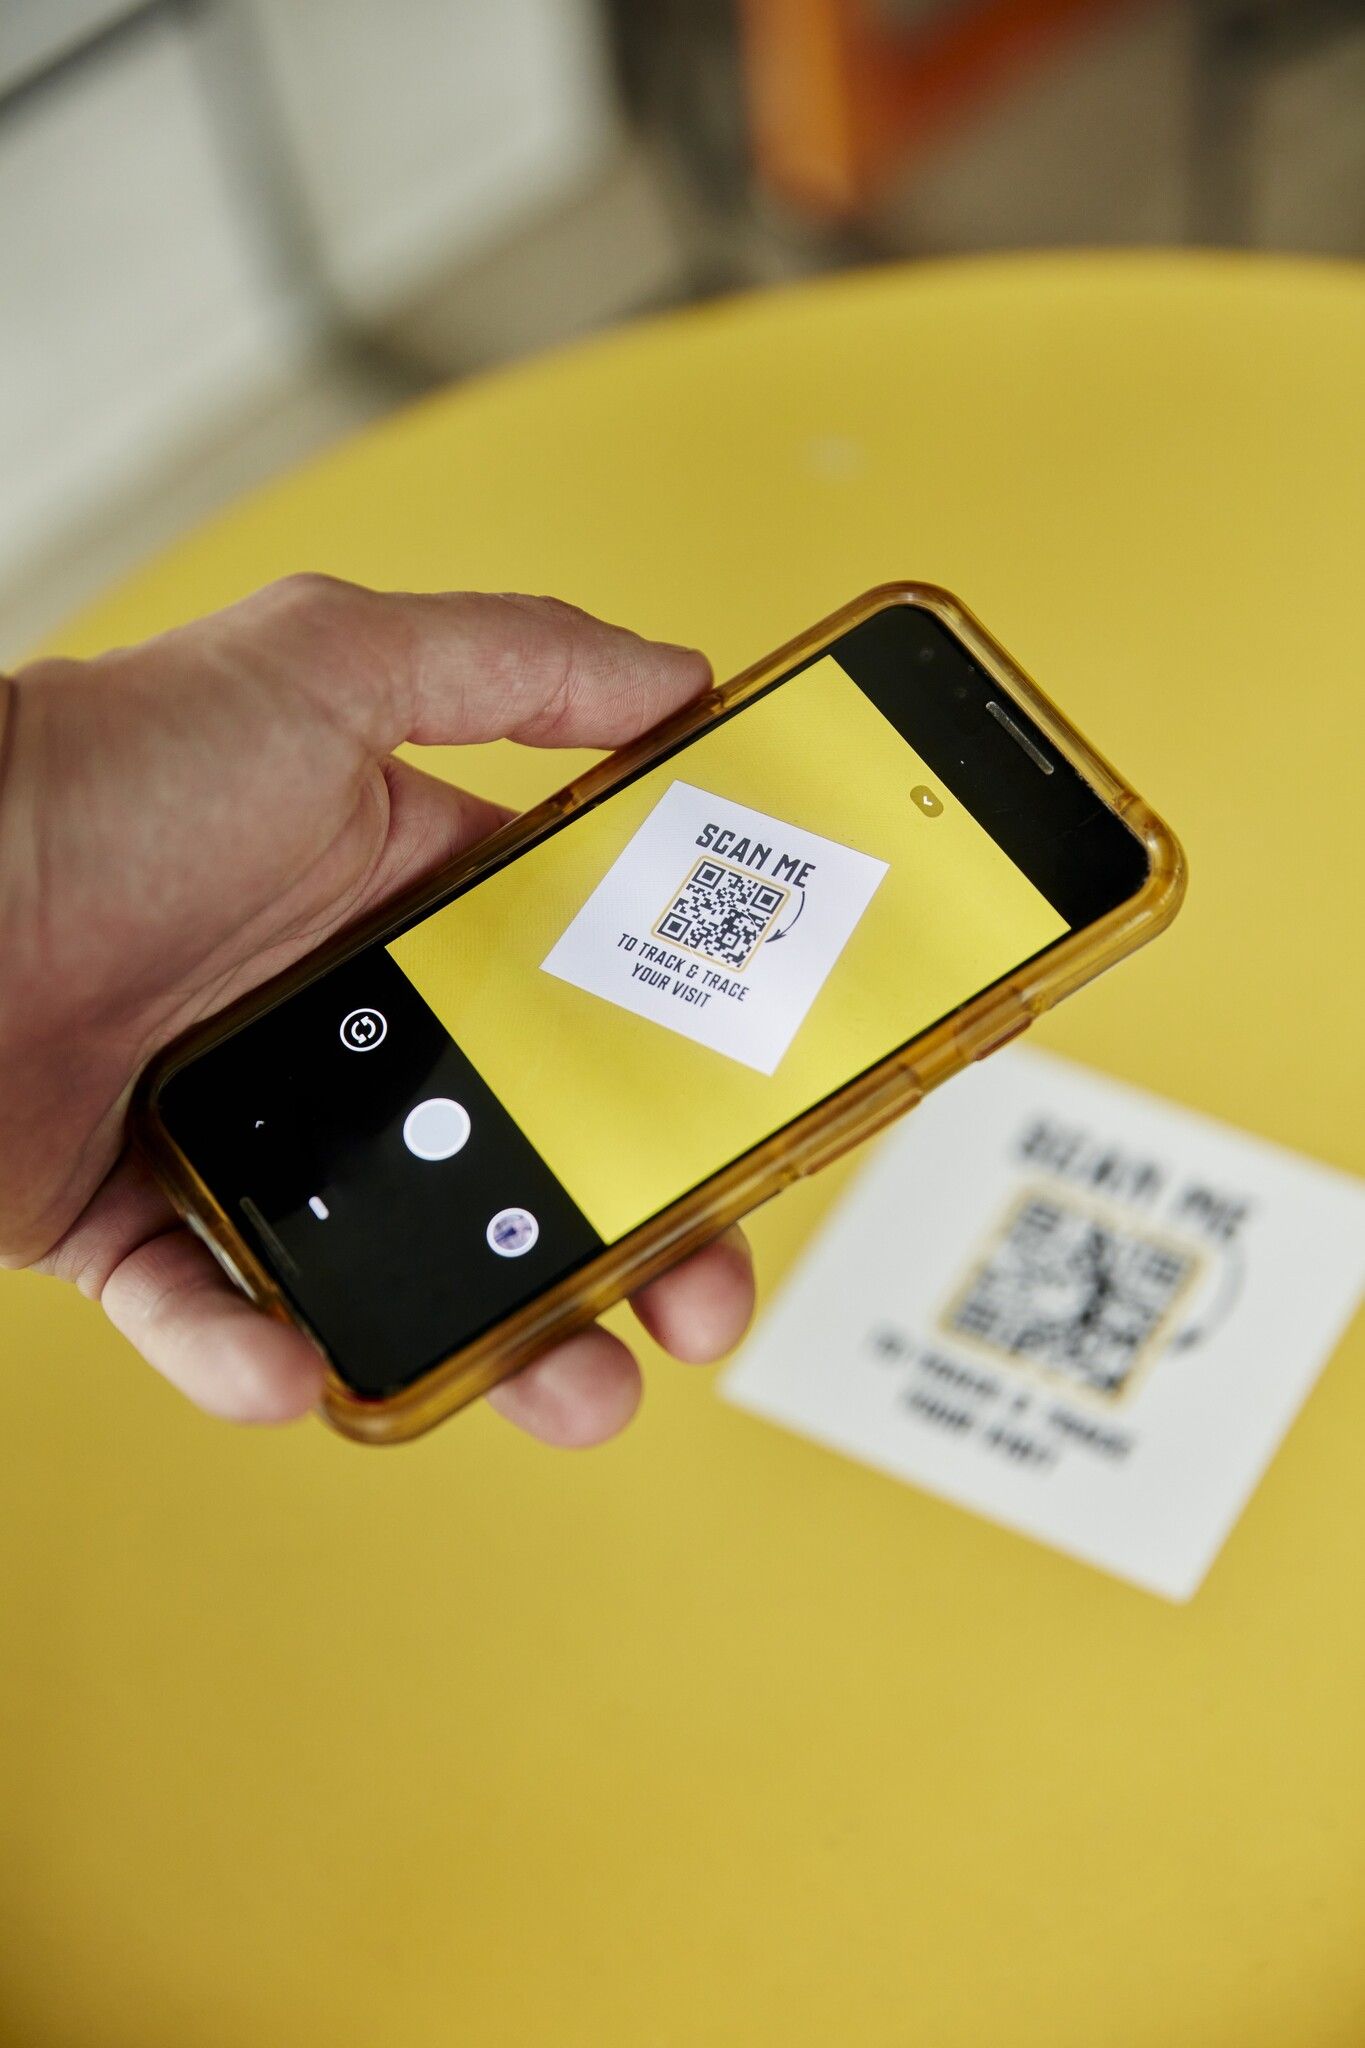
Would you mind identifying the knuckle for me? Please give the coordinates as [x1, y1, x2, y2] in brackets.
[239, 574, 396, 736]
[504, 593, 592, 631]
[502, 596, 602, 732]
[253, 571, 367, 632]
[20, 1233, 94, 1292]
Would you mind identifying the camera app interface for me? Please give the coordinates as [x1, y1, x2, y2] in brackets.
[160, 620, 1074, 1397]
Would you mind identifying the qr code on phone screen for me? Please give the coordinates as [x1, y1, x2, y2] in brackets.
[653, 856, 789, 972]
[941, 1190, 1200, 1398]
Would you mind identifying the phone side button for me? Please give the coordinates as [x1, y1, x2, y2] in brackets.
[794, 1083, 922, 1178]
[970, 1011, 1032, 1062]
[185, 1210, 259, 1302]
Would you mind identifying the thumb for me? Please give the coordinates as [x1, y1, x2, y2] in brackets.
[224, 578, 713, 755]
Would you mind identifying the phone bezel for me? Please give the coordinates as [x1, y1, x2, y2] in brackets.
[131, 584, 1185, 1443]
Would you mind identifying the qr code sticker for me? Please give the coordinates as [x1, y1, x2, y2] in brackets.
[940, 1189, 1201, 1399]
[653, 856, 789, 972]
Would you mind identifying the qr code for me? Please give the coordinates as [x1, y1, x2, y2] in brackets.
[941, 1190, 1200, 1398]
[653, 856, 789, 971]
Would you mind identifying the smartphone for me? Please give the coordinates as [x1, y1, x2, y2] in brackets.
[133, 585, 1184, 1443]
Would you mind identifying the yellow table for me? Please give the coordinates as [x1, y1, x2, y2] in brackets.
[5, 254, 1363, 2047]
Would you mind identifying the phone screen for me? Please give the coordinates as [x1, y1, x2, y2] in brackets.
[156, 602, 1148, 1397]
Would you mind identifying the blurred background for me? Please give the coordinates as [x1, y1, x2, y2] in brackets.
[2, 0, 1361, 664]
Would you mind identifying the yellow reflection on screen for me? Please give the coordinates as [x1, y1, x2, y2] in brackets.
[391, 656, 1066, 1241]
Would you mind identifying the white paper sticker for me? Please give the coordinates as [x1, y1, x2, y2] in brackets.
[541, 780, 887, 1074]
[724, 1048, 1365, 1600]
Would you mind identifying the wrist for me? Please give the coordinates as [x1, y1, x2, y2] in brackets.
[0, 671, 55, 1060]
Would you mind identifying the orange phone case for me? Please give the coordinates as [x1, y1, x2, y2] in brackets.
[131, 585, 1185, 1443]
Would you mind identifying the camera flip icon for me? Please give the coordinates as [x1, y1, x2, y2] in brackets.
[339, 1007, 387, 1052]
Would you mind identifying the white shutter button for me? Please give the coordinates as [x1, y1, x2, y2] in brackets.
[403, 1097, 471, 1161]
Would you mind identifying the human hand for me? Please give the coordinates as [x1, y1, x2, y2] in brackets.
[0, 577, 754, 1441]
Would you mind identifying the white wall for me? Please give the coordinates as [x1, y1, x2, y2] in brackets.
[0, 0, 618, 602]
[247, 0, 617, 311]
